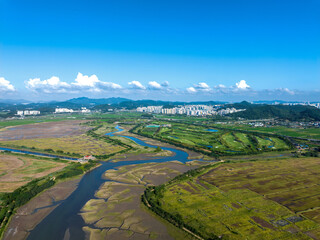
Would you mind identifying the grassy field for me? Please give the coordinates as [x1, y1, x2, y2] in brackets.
[0, 134, 125, 156]
[213, 124, 320, 140]
[139, 122, 291, 155]
[0, 152, 67, 192]
[149, 157, 320, 240]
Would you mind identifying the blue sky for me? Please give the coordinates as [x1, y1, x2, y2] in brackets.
[0, 0, 319, 101]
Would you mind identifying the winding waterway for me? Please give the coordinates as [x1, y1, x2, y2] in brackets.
[26, 126, 194, 240]
[0, 147, 79, 161]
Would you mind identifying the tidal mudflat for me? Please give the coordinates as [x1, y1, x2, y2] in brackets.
[0, 120, 90, 141]
[81, 161, 206, 240]
[3, 178, 80, 240]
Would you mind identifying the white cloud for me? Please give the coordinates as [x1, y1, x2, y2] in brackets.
[215, 84, 226, 89]
[186, 82, 211, 93]
[148, 81, 162, 90]
[26, 73, 122, 93]
[195, 82, 210, 90]
[97, 81, 122, 90]
[128, 81, 146, 89]
[72, 73, 122, 92]
[236, 80, 250, 89]
[277, 88, 295, 95]
[161, 81, 169, 87]
[0, 77, 15, 92]
[26, 76, 70, 93]
[186, 87, 197, 93]
[72, 72, 99, 88]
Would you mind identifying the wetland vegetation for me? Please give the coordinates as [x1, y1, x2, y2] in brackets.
[135, 121, 292, 157]
[0, 112, 319, 240]
[143, 157, 320, 239]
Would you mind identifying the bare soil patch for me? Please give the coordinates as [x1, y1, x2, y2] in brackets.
[0, 120, 90, 141]
[251, 216, 276, 230]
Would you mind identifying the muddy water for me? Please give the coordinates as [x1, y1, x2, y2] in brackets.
[27, 126, 193, 240]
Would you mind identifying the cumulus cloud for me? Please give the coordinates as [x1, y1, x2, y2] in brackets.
[276, 88, 295, 95]
[73, 73, 99, 88]
[215, 84, 226, 89]
[195, 82, 210, 90]
[235, 80, 250, 90]
[0, 77, 15, 92]
[97, 81, 122, 90]
[72, 73, 122, 92]
[161, 81, 169, 87]
[148, 81, 162, 90]
[186, 82, 211, 93]
[128, 81, 146, 89]
[26, 73, 122, 93]
[186, 87, 197, 93]
[26, 76, 70, 93]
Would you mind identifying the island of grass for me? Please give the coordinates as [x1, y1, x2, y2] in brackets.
[143, 157, 320, 239]
[136, 122, 292, 156]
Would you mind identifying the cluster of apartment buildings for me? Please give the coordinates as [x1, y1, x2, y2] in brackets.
[16, 110, 40, 116]
[137, 105, 246, 116]
[55, 107, 91, 113]
[279, 102, 320, 109]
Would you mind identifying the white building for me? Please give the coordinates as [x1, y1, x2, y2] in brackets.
[81, 107, 91, 113]
[17, 110, 40, 116]
[55, 108, 74, 113]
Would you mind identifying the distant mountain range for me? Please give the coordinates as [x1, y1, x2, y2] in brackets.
[0, 99, 32, 104]
[227, 101, 320, 121]
[1, 98, 320, 121]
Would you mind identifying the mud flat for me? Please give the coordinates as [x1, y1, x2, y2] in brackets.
[24, 126, 215, 240]
[3, 178, 80, 240]
[81, 161, 206, 240]
[0, 120, 90, 141]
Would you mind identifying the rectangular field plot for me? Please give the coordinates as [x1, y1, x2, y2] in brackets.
[158, 158, 320, 239]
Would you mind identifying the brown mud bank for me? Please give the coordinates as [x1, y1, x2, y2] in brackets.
[3, 178, 80, 240]
[81, 161, 208, 240]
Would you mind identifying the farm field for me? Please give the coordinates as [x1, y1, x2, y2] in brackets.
[213, 124, 320, 140]
[148, 157, 320, 240]
[139, 122, 291, 155]
[0, 152, 66, 192]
